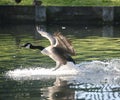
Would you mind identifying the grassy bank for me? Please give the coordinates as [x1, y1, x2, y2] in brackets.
[0, 0, 120, 6]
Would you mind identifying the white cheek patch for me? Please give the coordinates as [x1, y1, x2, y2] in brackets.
[25, 44, 30, 48]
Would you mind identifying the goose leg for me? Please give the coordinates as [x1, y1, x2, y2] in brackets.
[53, 62, 62, 71]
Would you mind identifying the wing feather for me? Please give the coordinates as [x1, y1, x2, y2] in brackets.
[54, 32, 75, 56]
[36, 26, 56, 45]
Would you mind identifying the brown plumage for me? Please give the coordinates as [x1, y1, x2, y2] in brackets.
[54, 32, 75, 56]
[36, 26, 76, 70]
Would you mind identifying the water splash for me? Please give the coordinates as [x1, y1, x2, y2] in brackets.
[5, 62, 79, 80]
[5, 59, 120, 81]
[78, 59, 120, 74]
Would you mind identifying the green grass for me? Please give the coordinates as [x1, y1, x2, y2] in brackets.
[0, 0, 120, 6]
[42, 0, 120, 6]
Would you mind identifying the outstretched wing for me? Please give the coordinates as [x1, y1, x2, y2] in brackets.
[36, 26, 56, 45]
[54, 32, 75, 56]
[36, 26, 75, 56]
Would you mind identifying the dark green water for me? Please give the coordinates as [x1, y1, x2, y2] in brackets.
[0, 24, 120, 100]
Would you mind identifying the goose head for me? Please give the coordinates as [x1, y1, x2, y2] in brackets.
[22, 43, 32, 49]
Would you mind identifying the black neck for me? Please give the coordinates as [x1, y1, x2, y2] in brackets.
[30, 45, 45, 51]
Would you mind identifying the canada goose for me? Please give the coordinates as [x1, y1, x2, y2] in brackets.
[22, 27, 75, 70]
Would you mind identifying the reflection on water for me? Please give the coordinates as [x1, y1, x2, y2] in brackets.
[5, 59, 120, 100]
[0, 24, 120, 100]
[42, 78, 75, 100]
[42, 77, 120, 100]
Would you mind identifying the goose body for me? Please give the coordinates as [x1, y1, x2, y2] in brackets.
[22, 27, 75, 70]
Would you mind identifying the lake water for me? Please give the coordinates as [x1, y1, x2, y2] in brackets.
[0, 24, 120, 100]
